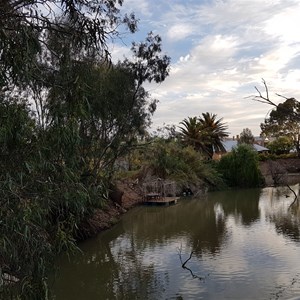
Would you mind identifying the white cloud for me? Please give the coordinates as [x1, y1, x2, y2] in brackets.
[256, 46, 299, 74]
[167, 23, 194, 41]
[116, 0, 300, 136]
[120, 0, 151, 17]
[179, 54, 190, 62]
[109, 43, 132, 62]
[264, 5, 300, 43]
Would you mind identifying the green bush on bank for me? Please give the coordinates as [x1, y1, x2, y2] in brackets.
[217, 144, 264, 188]
[120, 139, 226, 191]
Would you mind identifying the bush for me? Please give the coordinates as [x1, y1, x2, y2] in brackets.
[141, 140, 225, 190]
[217, 144, 264, 188]
[258, 152, 298, 161]
[267, 136, 294, 155]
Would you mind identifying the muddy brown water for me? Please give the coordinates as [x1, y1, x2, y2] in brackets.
[51, 186, 300, 299]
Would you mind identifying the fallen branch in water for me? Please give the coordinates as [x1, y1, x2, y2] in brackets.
[287, 184, 299, 208]
[177, 245, 204, 280]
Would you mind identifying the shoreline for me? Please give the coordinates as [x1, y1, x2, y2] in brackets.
[77, 181, 142, 241]
[77, 158, 300, 241]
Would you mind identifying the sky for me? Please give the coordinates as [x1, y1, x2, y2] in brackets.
[110, 0, 300, 137]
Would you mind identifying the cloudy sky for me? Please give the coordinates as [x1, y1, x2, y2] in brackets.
[111, 0, 300, 137]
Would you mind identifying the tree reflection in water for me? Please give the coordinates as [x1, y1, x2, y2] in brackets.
[266, 185, 300, 242]
[51, 186, 300, 299]
[215, 188, 261, 226]
[52, 224, 164, 300]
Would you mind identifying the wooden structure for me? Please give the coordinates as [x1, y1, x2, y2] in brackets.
[142, 179, 178, 206]
[144, 197, 178, 206]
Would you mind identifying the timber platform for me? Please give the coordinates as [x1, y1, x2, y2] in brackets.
[143, 194, 179, 206]
[142, 179, 178, 206]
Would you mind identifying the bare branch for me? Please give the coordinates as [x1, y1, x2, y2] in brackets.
[287, 184, 299, 208]
[263, 78, 269, 101]
[252, 79, 277, 107]
[177, 246, 205, 281]
[182, 250, 194, 268]
[275, 93, 291, 100]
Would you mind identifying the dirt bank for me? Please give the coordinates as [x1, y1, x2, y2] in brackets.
[77, 181, 142, 240]
[79, 158, 300, 240]
[259, 158, 300, 186]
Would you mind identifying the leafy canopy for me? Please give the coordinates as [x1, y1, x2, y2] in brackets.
[179, 113, 229, 159]
[217, 144, 264, 188]
[260, 98, 300, 155]
[252, 80, 300, 156]
[0, 0, 137, 86]
[238, 128, 255, 145]
[0, 1, 170, 298]
[267, 136, 294, 155]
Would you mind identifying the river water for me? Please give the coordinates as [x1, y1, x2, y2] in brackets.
[51, 186, 300, 299]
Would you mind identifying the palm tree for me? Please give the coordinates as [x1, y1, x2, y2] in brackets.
[179, 117, 207, 152]
[198, 112, 229, 158]
[179, 113, 229, 159]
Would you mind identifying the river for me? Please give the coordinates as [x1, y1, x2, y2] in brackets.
[51, 186, 300, 299]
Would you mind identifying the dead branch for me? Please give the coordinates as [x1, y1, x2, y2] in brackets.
[177, 245, 204, 280]
[182, 250, 193, 268]
[252, 79, 277, 107]
[250, 79, 300, 127]
[287, 184, 299, 208]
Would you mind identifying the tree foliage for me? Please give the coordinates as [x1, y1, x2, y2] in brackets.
[126, 139, 225, 191]
[260, 98, 300, 155]
[267, 136, 294, 155]
[0, 1, 170, 298]
[217, 144, 264, 188]
[43, 30, 169, 178]
[0, 0, 138, 86]
[199, 112, 229, 158]
[252, 79, 300, 156]
[238, 128, 255, 145]
[179, 113, 229, 159]
[179, 117, 205, 152]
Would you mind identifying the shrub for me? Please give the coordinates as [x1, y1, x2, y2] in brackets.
[258, 152, 298, 161]
[145, 140, 225, 190]
[217, 144, 264, 188]
[267, 136, 294, 155]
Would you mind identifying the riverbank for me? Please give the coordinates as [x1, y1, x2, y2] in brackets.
[77, 181, 142, 240]
[259, 158, 300, 186]
[79, 158, 300, 240]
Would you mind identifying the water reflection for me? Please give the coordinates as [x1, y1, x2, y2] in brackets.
[264, 185, 300, 242]
[52, 186, 300, 299]
[53, 228, 165, 299]
[213, 189, 261, 226]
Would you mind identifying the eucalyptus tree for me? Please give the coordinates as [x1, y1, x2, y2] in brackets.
[0, 1, 170, 299]
[43, 30, 170, 178]
[252, 80, 300, 156]
[260, 98, 300, 156]
[0, 0, 137, 87]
